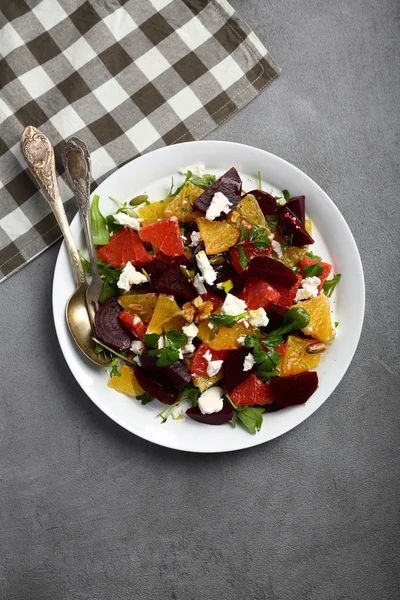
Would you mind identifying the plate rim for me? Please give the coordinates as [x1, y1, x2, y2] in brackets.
[52, 140, 365, 453]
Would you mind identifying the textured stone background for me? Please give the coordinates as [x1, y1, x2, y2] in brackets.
[1, 1, 399, 598]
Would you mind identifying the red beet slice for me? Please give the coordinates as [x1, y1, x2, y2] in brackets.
[193, 167, 242, 213]
[262, 402, 286, 412]
[94, 297, 133, 351]
[135, 368, 177, 405]
[278, 206, 314, 247]
[247, 256, 299, 289]
[264, 303, 288, 333]
[286, 196, 305, 225]
[157, 266, 197, 302]
[140, 350, 191, 389]
[222, 347, 255, 393]
[244, 190, 278, 215]
[186, 406, 233, 425]
[269, 372, 318, 406]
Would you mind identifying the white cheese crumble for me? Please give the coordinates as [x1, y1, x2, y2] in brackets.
[268, 233, 275, 241]
[243, 353, 255, 372]
[183, 323, 198, 338]
[130, 340, 144, 354]
[157, 336, 166, 349]
[190, 231, 202, 247]
[205, 192, 232, 221]
[248, 308, 269, 328]
[117, 262, 147, 291]
[112, 212, 142, 230]
[182, 343, 196, 354]
[196, 250, 217, 285]
[197, 386, 224, 415]
[203, 350, 213, 362]
[171, 405, 184, 420]
[179, 164, 205, 177]
[221, 293, 247, 316]
[271, 240, 283, 258]
[193, 274, 207, 295]
[207, 360, 223, 377]
[237, 336, 246, 345]
[295, 276, 321, 302]
[133, 355, 142, 366]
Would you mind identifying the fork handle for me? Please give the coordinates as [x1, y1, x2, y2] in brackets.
[20, 126, 86, 286]
[62, 138, 100, 282]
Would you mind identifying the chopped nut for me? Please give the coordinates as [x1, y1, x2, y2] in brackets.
[306, 342, 328, 354]
[192, 296, 204, 308]
[127, 303, 142, 312]
[195, 300, 214, 323]
[182, 302, 196, 323]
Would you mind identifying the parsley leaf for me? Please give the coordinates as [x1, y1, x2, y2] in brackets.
[208, 312, 248, 328]
[323, 274, 341, 298]
[282, 189, 291, 202]
[305, 250, 322, 261]
[166, 329, 188, 347]
[237, 246, 250, 270]
[237, 406, 265, 435]
[303, 263, 323, 277]
[260, 331, 283, 351]
[136, 392, 153, 405]
[178, 383, 201, 408]
[149, 346, 180, 367]
[109, 357, 121, 378]
[90, 195, 110, 245]
[238, 224, 270, 249]
[143, 333, 160, 348]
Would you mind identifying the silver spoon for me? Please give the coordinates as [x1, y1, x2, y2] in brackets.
[20, 126, 109, 366]
[62, 138, 103, 327]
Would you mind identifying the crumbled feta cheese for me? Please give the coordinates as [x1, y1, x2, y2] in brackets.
[182, 343, 196, 354]
[248, 308, 269, 327]
[178, 348, 183, 359]
[193, 274, 207, 294]
[133, 355, 142, 366]
[197, 386, 224, 415]
[207, 360, 223, 377]
[243, 321, 249, 328]
[117, 261, 147, 291]
[208, 323, 213, 329]
[237, 336, 246, 345]
[277, 198, 286, 206]
[216, 282, 224, 290]
[183, 323, 198, 338]
[190, 231, 202, 247]
[295, 276, 321, 302]
[203, 350, 213, 362]
[179, 164, 205, 177]
[205, 192, 232, 221]
[196, 250, 217, 285]
[221, 293, 247, 316]
[243, 353, 255, 372]
[171, 405, 184, 420]
[271, 240, 283, 258]
[157, 336, 166, 349]
[130, 340, 144, 354]
[112, 212, 142, 230]
[302, 326, 313, 335]
[268, 233, 275, 241]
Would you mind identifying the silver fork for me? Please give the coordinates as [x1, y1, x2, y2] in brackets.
[62, 138, 103, 328]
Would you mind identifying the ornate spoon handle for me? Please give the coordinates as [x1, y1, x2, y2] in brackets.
[20, 126, 86, 286]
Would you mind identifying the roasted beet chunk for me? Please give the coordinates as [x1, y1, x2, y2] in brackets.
[140, 350, 191, 389]
[269, 371, 318, 406]
[94, 297, 133, 351]
[244, 190, 278, 215]
[247, 256, 299, 289]
[186, 406, 233, 425]
[264, 303, 288, 333]
[222, 347, 255, 393]
[157, 266, 197, 302]
[135, 368, 178, 405]
[193, 167, 242, 213]
[278, 205, 314, 247]
[286, 195, 305, 225]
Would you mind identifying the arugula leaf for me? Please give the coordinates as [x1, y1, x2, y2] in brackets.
[323, 274, 341, 298]
[208, 312, 248, 328]
[190, 174, 216, 189]
[99, 279, 119, 304]
[277, 306, 310, 334]
[90, 195, 110, 245]
[109, 357, 121, 378]
[78, 254, 122, 304]
[335, 321, 339, 328]
[281, 189, 291, 202]
[178, 383, 201, 408]
[92, 337, 133, 363]
[238, 224, 270, 249]
[166, 329, 188, 347]
[78, 250, 91, 274]
[105, 214, 122, 234]
[136, 392, 153, 405]
[305, 250, 322, 261]
[143, 333, 160, 348]
[169, 171, 192, 197]
[237, 406, 265, 435]
[257, 170, 262, 190]
[237, 246, 250, 270]
[303, 263, 323, 277]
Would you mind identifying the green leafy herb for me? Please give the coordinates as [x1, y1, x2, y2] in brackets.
[305, 250, 322, 261]
[166, 329, 188, 347]
[149, 345, 180, 367]
[237, 246, 250, 270]
[157, 401, 182, 424]
[190, 174, 216, 189]
[105, 214, 122, 234]
[255, 365, 279, 381]
[109, 357, 121, 378]
[94, 343, 104, 354]
[260, 331, 283, 351]
[282, 189, 291, 202]
[78, 250, 91, 274]
[335, 321, 339, 328]
[90, 195, 110, 245]
[92, 337, 133, 363]
[237, 406, 265, 435]
[208, 312, 248, 328]
[238, 224, 270, 249]
[323, 274, 341, 298]
[169, 171, 192, 197]
[109, 195, 137, 218]
[143, 333, 160, 348]
[278, 306, 310, 334]
[136, 392, 153, 405]
[257, 170, 262, 190]
[178, 383, 201, 408]
[167, 176, 174, 197]
[93, 260, 123, 304]
[243, 331, 261, 348]
[303, 263, 323, 277]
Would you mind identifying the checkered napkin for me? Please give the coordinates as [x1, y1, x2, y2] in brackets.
[0, 0, 279, 282]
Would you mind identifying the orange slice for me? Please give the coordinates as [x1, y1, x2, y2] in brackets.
[118, 293, 158, 324]
[196, 217, 240, 255]
[137, 199, 170, 226]
[299, 294, 334, 343]
[164, 182, 204, 223]
[146, 294, 181, 334]
[280, 335, 321, 376]
[196, 320, 256, 350]
[108, 365, 144, 396]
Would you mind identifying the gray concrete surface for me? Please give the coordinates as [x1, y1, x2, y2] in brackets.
[1, 1, 399, 598]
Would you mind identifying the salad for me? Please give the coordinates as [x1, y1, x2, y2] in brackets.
[81, 166, 341, 435]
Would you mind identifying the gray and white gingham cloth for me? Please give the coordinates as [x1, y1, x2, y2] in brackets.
[0, 0, 279, 282]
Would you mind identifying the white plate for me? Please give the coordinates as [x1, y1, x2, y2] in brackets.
[53, 141, 365, 453]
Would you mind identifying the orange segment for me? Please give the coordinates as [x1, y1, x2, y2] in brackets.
[197, 320, 256, 350]
[164, 182, 204, 222]
[108, 365, 145, 396]
[137, 199, 170, 226]
[118, 293, 158, 324]
[299, 294, 334, 343]
[192, 373, 221, 392]
[146, 294, 182, 334]
[280, 335, 321, 376]
[196, 217, 240, 255]
[228, 194, 268, 228]
[163, 314, 186, 332]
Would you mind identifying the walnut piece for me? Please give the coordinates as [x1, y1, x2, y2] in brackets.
[195, 300, 213, 323]
[182, 302, 196, 323]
